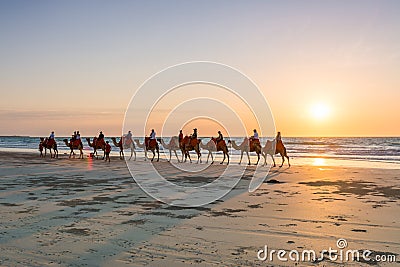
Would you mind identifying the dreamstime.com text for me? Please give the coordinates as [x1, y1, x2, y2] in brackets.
[257, 239, 397, 263]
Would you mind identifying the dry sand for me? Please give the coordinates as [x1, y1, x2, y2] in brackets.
[0, 152, 399, 266]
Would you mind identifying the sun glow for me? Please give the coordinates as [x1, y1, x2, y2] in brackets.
[310, 103, 330, 120]
[312, 158, 326, 166]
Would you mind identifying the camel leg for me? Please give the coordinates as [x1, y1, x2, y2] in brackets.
[285, 155, 290, 167]
[174, 150, 180, 162]
[168, 149, 172, 162]
[131, 148, 136, 161]
[144, 149, 148, 161]
[206, 152, 210, 164]
[255, 153, 260, 165]
[280, 154, 285, 167]
[270, 154, 276, 167]
[247, 151, 251, 165]
[210, 152, 214, 164]
[239, 151, 244, 165]
[156, 148, 159, 162]
[227, 153, 230, 165]
[221, 152, 225, 164]
[151, 149, 155, 162]
[283, 148, 290, 167]
[261, 152, 266, 166]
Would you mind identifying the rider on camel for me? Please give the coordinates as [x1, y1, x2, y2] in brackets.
[178, 130, 183, 143]
[216, 131, 223, 144]
[146, 129, 156, 148]
[188, 128, 197, 145]
[96, 131, 105, 147]
[125, 130, 133, 145]
[250, 129, 259, 140]
[76, 130, 82, 147]
[98, 131, 104, 140]
[250, 129, 260, 146]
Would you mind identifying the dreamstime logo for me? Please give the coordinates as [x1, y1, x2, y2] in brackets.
[257, 238, 397, 263]
[123, 62, 275, 207]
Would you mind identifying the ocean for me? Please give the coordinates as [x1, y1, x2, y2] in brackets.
[0, 136, 399, 168]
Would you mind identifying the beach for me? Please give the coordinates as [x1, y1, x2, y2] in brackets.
[0, 151, 398, 266]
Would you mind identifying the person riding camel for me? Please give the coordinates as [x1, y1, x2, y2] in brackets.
[188, 128, 198, 146]
[97, 131, 105, 147]
[275, 131, 284, 153]
[250, 129, 259, 140]
[70, 134, 75, 144]
[76, 130, 82, 147]
[215, 131, 224, 144]
[98, 131, 104, 140]
[275, 131, 282, 142]
[178, 130, 183, 143]
[146, 129, 156, 148]
[249, 129, 260, 146]
[125, 130, 133, 145]
[47, 131, 55, 146]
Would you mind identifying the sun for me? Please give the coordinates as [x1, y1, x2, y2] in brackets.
[310, 103, 330, 120]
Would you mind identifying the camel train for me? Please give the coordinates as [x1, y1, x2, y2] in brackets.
[39, 131, 290, 167]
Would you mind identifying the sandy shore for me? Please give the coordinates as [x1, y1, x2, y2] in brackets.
[0, 152, 399, 266]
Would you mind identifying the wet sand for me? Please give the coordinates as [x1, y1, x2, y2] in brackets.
[0, 152, 399, 266]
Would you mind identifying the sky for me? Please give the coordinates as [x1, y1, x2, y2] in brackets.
[0, 0, 399, 137]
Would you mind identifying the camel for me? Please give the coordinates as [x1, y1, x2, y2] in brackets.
[134, 138, 159, 162]
[180, 136, 202, 163]
[160, 136, 180, 162]
[200, 138, 229, 164]
[262, 139, 290, 167]
[40, 137, 58, 158]
[228, 137, 262, 165]
[63, 139, 83, 159]
[86, 137, 106, 159]
[111, 137, 136, 160]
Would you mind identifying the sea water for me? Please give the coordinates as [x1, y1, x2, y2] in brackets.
[0, 136, 399, 169]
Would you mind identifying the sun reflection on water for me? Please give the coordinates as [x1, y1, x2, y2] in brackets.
[312, 157, 326, 166]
